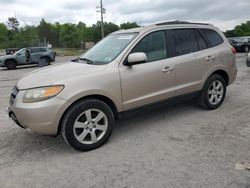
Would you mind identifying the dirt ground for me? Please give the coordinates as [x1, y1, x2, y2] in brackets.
[0, 54, 249, 188]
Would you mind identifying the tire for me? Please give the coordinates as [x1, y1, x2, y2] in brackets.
[197, 74, 226, 110]
[61, 99, 114, 151]
[247, 59, 250, 67]
[45, 57, 51, 65]
[244, 46, 249, 53]
[6, 61, 16, 70]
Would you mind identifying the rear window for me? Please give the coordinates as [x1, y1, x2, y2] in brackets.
[200, 29, 224, 47]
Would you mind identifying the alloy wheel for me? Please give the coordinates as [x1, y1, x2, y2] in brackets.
[73, 109, 108, 145]
[207, 80, 224, 105]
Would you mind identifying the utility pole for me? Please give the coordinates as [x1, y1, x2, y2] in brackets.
[97, 0, 105, 39]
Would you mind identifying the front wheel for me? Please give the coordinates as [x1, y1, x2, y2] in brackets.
[61, 99, 114, 151]
[197, 74, 226, 110]
[6, 61, 16, 70]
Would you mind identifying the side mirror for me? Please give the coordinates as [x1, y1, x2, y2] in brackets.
[124, 52, 147, 66]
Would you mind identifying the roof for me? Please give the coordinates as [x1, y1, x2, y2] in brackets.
[113, 20, 213, 34]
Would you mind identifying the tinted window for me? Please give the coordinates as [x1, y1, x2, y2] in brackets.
[30, 48, 47, 53]
[200, 29, 224, 47]
[171, 29, 199, 56]
[132, 31, 167, 62]
[194, 30, 207, 50]
[30, 48, 40, 53]
[39, 48, 47, 52]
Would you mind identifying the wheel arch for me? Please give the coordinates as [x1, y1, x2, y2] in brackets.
[57, 94, 119, 135]
[4, 58, 17, 66]
[40, 55, 51, 61]
[210, 70, 229, 86]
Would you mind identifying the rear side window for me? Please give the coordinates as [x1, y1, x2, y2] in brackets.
[132, 31, 167, 62]
[171, 29, 199, 56]
[200, 29, 224, 47]
[39, 48, 47, 52]
[30, 48, 40, 53]
[194, 30, 207, 50]
[30, 48, 47, 53]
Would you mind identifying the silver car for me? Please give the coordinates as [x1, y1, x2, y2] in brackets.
[0, 47, 56, 70]
[8, 21, 237, 151]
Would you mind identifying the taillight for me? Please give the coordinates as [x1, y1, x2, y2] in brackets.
[231, 47, 236, 55]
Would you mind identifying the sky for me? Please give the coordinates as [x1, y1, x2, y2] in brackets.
[0, 0, 250, 31]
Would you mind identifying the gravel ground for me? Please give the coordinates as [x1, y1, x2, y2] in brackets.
[0, 54, 249, 188]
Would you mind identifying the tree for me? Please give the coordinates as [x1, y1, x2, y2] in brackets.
[0, 23, 8, 48]
[224, 21, 250, 37]
[120, 22, 139, 30]
[6, 17, 19, 31]
[59, 23, 81, 48]
[0, 18, 141, 49]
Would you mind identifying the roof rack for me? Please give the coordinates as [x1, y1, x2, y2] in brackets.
[156, 20, 210, 26]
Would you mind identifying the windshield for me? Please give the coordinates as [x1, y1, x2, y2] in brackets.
[14, 48, 26, 55]
[80, 33, 138, 64]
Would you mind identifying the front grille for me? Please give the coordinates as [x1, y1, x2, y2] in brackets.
[9, 87, 19, 105]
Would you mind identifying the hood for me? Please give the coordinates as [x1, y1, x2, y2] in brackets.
[16, 62, 107, 89]
[0, 54, 15, 60]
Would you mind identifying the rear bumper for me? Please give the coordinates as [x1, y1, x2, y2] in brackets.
[228, 66, 237, 85]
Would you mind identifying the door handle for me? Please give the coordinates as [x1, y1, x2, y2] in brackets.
[162, 66, 174, 73]
[205, 55, 215, 61]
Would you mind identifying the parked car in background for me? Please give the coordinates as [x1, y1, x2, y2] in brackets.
[228, 37, 250, 53]
[8, 21, 237, 151]
[0, 47, 56, 70]
[247, 52, 250, 67]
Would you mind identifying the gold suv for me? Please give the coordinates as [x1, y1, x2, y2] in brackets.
[8, 21, 237, 151]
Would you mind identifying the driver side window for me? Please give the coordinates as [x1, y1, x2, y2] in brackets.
[18, 49, 26, 56]
[132, 31, 167, 62]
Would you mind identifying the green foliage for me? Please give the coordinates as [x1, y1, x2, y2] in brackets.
[120, 22, 139, 30]
[0, 17, 140, 49]
[224, 21, 250, 37]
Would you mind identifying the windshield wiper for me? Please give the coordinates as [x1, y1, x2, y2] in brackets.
[79, 57, 94, 64]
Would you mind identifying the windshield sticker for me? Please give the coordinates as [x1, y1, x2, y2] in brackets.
[117, 35, 134, 40]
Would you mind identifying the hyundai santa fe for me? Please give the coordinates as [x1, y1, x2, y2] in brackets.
[8, 21, 237, 151]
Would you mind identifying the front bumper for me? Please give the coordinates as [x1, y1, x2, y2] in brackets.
[0, 61, 4, 67]
[8, 89, 67, 135]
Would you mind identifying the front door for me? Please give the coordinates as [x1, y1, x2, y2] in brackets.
[119, 30, 176, 111]
[16, 48, 27, 64]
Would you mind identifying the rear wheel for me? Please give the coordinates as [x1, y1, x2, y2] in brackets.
[62, 99, 114, 151]
[6, 61, 16, 70]
[197, 74, 226, 110]
[244, 46, 249, 53]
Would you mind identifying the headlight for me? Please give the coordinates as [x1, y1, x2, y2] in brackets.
[22, 85, 64, 103]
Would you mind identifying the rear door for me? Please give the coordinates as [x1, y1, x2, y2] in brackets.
[169, 29, 212, 95]
[30, 48, 43, 63]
